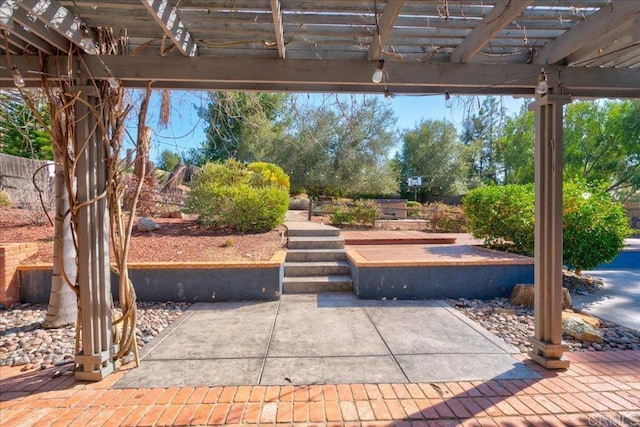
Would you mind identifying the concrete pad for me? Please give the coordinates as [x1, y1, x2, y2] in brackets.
[147, 301, 278, 359]
[396, 353, 541, 383]
[268, 294, 389, 357]
[260, 356, 407, 385]
[572, 269, 640, 330]
[364, 301, 508, 354]
[114, 358, 264, 388]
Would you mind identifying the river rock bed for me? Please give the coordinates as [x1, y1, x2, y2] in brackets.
[0, 301, 189, 370]
[450, 298, 640, 353]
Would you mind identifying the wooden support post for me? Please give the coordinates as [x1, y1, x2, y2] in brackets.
[74, 89, 114, 381]
[528, 93, 571, 369]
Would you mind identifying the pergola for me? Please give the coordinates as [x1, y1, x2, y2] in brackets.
[1, 0, 639, 381]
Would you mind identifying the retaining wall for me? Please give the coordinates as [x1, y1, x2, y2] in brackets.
[347, 249, 534, 300]
[18, 252, 286, 304]
[0, 243, 39, 305]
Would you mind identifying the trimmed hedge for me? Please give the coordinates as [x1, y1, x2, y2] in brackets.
[187, 160, 289, 233]
[463, 180, 629, 272]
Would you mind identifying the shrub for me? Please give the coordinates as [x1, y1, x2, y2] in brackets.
[562, 180, 630, 272]
[0, 189, 11, 207]
[463, 181, 630, 272]
[187, 160, 289, 233]
[427, 202, 466, 232]
[328, 199, 379, 227]
[406, 201, 424, 218]
[463, 184, 535, 254]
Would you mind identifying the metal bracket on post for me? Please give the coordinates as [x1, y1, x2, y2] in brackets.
[527, 94, 572, 370]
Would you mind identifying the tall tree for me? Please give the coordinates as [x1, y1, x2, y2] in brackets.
[399, 119, 467, 198]
[156, 149, 181, 171]
[265, 95, 399, 196]
[461, 96, 506, 186]
[500, 101, 535, 185]
[191, 91, 290, 164]
[564, 100, 640, 199]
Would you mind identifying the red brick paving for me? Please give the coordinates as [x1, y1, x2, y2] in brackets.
[0, 351, 639, 426]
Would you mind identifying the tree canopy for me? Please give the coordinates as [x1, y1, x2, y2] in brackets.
[0, 93, 53, 160]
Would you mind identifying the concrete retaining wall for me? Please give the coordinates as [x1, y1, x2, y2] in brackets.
[348, 254, 534, 300]
[18, 253, 285, 304]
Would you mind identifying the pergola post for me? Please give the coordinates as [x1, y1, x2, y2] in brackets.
[74, 88, 115, 381]
[528, 93, 571, 369]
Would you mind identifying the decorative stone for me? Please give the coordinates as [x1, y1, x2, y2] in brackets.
[562, 317, 603, 343]
[510, 283, 572, 309]
[562, 310, 600, 329]
[137, 217, 160, 232]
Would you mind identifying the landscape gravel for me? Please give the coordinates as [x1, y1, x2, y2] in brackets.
[450, 297, 640, 353]
[0, 301, 189, 370]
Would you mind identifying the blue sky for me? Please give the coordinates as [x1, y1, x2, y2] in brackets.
[126, 91, 528, 163]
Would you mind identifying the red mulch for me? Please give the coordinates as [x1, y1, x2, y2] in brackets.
[0, 208, 284, 264]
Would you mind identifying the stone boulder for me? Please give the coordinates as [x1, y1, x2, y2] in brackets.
[137, 217, 160, 232]
[562, 317, 603, 343]
[562, 310, 600, 329]
[510, 283, 572, 309]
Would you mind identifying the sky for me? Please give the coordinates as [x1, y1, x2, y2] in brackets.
[125, 90, 528, 163]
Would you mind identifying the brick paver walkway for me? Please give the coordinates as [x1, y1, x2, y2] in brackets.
[1, 351, 638, 426]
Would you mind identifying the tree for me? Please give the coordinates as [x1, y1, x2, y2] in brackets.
[499, 101, 535, 185]
[156, 149, 181, 171]
[192, 91, 290, 164]
[0, 93, 53, 160]
[399, 119, 467, 199]
[264, 95, 399, 196]
[461, 96, 506, 186]
[564, 100, 640, 199]
[498, 100, 640, 198]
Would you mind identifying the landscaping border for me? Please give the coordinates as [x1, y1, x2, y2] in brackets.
[347, 248, 534, 300]
[17, 251, 286, 304]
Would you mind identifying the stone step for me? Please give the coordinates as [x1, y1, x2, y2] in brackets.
[287, 236, 345, 250]
[286, 249, 347, 262]
[284, 261, 350, 277]
[286, 225, 340, 237]
[282, 275, 353, 294]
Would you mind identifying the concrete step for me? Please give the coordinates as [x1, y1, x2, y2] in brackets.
[283, 275, 353, 294]
[284, 261, 350, 277]
[286, 226, 340, 237]
[286, 249, 347, 262]
[287, 236, 345, 250]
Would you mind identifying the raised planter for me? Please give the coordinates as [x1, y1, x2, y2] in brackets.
[18, 251, 286, 304]
[347, 247, 534, 300]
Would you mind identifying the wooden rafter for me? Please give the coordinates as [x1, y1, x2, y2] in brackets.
[536, 1, 640, 65]
[11, 4, 69, 52]
[0, 0, 13, 29]
[269, 0, 285, 59]
[141, 0, 197, 57]
[16, 0, 86, 48]
[566, 18, 635, 67]
[450, 0, 532, 64]
[6, 23, 54, 55]
[367, 0, 404, 61]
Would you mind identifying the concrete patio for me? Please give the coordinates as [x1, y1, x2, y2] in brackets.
[114, 293, 539, 388]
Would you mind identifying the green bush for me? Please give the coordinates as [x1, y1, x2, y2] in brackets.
[463, 184, 535, 254]
[187, 160, 289, 232]
[0, 189, 11, 207]
[562, 180, 630, 272]
[463, 181, 630, 272]
[328, 199, 379, 227]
